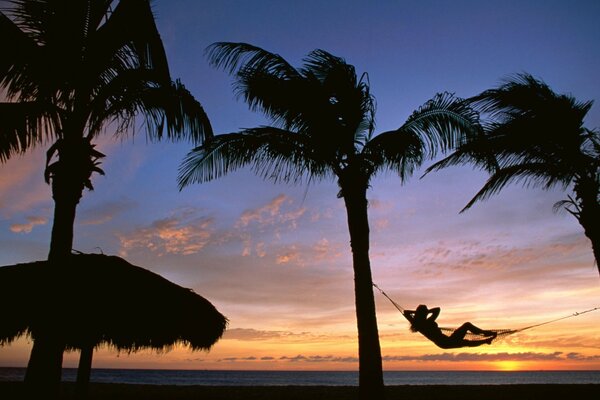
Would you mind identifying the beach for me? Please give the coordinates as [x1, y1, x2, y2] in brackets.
[1, 382, 599, 399]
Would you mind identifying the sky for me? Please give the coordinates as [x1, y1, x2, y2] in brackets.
[1, 0, 599, 372]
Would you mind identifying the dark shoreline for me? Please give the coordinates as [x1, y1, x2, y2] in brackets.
[1, 382, 599, 399]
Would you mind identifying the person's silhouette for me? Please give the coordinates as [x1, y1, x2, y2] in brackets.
[404, 304, 497, 349]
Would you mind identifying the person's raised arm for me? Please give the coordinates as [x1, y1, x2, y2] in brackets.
[427, 307, 441, 321]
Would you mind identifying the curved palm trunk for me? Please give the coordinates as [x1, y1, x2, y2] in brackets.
[341, 178, 385, 400]
[25, 139, 86, 397]
[576, 179, 600, 276]
[580, 206, 600, 276]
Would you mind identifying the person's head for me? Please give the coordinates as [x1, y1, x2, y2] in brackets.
[416, 304, 428, 316]
[409, 305, 428, 332]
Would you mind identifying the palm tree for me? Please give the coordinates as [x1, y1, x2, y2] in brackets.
[0, 0, 212, 395]
[428, 73, 600, 275]
[178, 42, 480, 399]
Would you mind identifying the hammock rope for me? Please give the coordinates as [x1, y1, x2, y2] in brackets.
[373, 283, 600, 343]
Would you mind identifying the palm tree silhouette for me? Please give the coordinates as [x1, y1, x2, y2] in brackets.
[429, 73, 599, 275]
[0, 1, 212, 395]
[178, 42, 480, 399]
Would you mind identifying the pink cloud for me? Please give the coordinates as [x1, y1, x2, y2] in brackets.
[236, 194, 306, 229]
[119, 211, 214, 256]
[10, 215, 48, 233]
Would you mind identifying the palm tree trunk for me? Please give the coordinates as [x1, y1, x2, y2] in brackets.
[25, 158, 83, 397]
[342, 181, 385, 400]
[575, 179, 600, 276]
[578, 202, 600, 277]
[48, 191, 78, 261]
[581, 213, 600, 276]
[24, 333, 64, 399]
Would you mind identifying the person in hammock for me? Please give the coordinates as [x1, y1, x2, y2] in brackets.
[404, 304, 497, 349]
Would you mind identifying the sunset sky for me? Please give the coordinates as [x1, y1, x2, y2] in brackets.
[1, 0, 599, 372]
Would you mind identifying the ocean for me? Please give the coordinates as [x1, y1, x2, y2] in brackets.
[0, 368, 599, 386]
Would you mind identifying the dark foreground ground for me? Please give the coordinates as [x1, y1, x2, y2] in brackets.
[1, 382, 599, 399]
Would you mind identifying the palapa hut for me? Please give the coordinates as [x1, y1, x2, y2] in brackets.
[0, 253, 228, 394]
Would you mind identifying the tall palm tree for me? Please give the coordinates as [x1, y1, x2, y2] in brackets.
[428, 73, 600, 275]
[0, 0, 212, 395]
[178, 42, 480, 399]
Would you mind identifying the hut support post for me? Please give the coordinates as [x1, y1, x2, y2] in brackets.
[76, 345, 93, 398]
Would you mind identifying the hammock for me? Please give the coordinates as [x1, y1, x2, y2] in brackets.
[373, 283, 600, 344]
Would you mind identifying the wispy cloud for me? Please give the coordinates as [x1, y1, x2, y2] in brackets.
[383, 351, 565, 362]
[118, 209, 214, 256]
[0, 149, 51, 216]
[223, 328, 311, 341]
[79, 198, 137, 225]
[236, 194, 305, 229]
[233, 194, 309, 257]
[10, 216, 48, 233]
[212, 351, 588, 364]
[279, 354, 359, 363]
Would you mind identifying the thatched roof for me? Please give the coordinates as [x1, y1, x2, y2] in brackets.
[0, 253, 227, 352]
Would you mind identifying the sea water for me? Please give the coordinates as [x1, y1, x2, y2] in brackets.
[0, 368, 599, 385]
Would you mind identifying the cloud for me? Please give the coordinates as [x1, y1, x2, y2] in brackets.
[236, 196, 282, 227]
[118, 209, 214, 256]
[313, 238, 345, 262]
[276, 246, 301, 265]
[233, 194, 309, 257]
[79, 198, 137, 225]
[279, 354, 359, 363]
[0, 149, 51, 216]
[212, 351, 584, 365]
[271, 239, 343, 266]
[214, 351, 588, 365]
[565, 352, 600, 361]
[223, 328, 312, 341]
[220, 356, 258, 362]
[10, 215, 48, 233]
[236, 194, 306, 231]
[383, 351, 565, 362]
[412, 232, 591, 279]
[214, 354, 359, 364]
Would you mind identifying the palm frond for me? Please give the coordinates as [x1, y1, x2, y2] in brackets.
[553, 196, 581, 217]
[89, 68, 212, 144]
[209, 43, 375, 158]
[0, 101, 58, 161]
[93, 0, 170, 79]
[178, 127, 329, 190]
[141, 79, 213, 144]
[424, 136, 499, 177]
[0, 9, 41, 99]
[461, 73, 595, 190]
[461, 162, 572, 212]
[206, 42, 298, 79]
[364, 93, 480, 181]
[300, 49, 349, 81]
[470, 73, 592, 128]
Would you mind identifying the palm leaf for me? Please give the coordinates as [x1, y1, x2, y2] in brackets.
[89, 73, 212, 144]
[207, 42, 311, 131]
[461, 162, 572, 212]
[178, 127, 328, 189]
[206, 42, 298, 79]
[364, 92, 480, 181]
[0, 101, 58, 161]
[0, 9, 42, 100]
[92, 0, 170, 79]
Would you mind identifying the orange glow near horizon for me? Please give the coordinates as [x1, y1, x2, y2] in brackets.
[494, 361, 522, 371]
